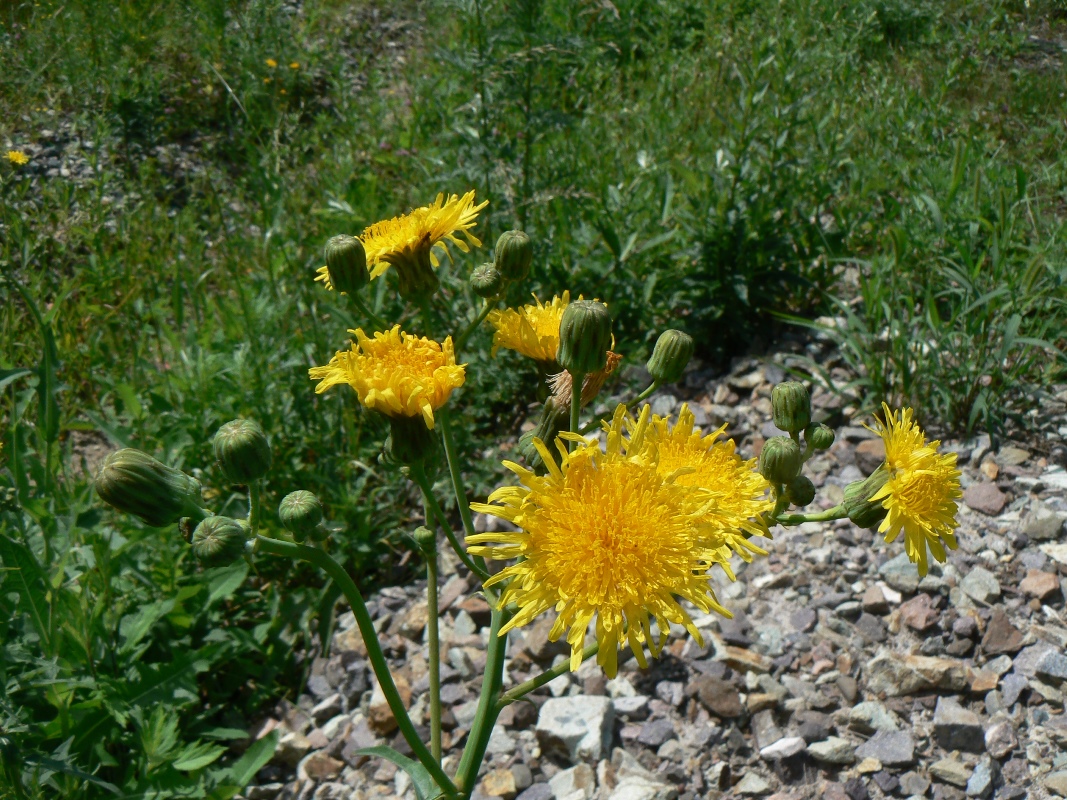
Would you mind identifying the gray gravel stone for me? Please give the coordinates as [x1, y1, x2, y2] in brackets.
[854, 730, 915, 767]
[933, 697, 985, 752]
[536, 696, 614, 764]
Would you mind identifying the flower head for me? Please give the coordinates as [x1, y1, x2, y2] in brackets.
[487, 292, 573, 365]
[6, 150, 29, 166]
[309, 326, 465, 429]
[265, 58, 278, 68]
[867, 404, 962, 575]
[468, 405, 733, 678]
[641, 403, 773, 568]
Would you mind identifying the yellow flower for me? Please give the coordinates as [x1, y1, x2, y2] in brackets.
[642, 403, 773, 568]
[309, 326, 465, 429]
[362, 190, 488, 279]
[487, 292, 573, 364]
[468, 405, 733, 678]
[266, 58, 278, 68]
[6, 150, 29, 166]
[867, 404, 962, 576]
[289, 61, 300, 69]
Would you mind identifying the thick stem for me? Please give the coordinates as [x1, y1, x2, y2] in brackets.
[773, 504, 847, 526]
[248, 482, 262, 537]
[455, 298, 498, 356]
[412, 463, 491, 584]
[568, 371, 585, 450]
[453, 603, 509, 793]
[424, 531, 442, 762]
[497, 642, 599, 708]
[254, 535, 457, 796]
[352, 294, 390, 331]
[437, 409, 479, 542]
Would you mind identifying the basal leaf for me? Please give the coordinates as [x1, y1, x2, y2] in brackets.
[356, 746, 446, 800]
[0, 535, 52, 652]
[172, 740, 226, 771]
[226, 729, 279, 786]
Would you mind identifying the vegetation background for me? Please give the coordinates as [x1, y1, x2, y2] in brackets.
[1, 0, 1065, 795]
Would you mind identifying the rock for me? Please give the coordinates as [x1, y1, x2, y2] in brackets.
[861, 585, 890, 615]
[760, 736, 806, 760]
[483, 768, 519, 799]
[512, 765, 533, 792]
[848, 701, 899, 734]
[311, 693, 344, 726]
[548, 763, 595, 800]
[960, 567, 1001, 604]
[613, 696, 650, 720]
[842, 777, 869, 800]
[517, 785, 553, 800]
[1036, 650, 1067, 682]
[274, 731, 312, 767]
[794, 710, 832, 743]
[734, 773, 771, 796]
[1000, 673, 1029, 706]
[965, 756, 998, 799]
[603, 748, 678, 800]
[933, 697, 985, 752]
[1020, 570, 1061, 601]
[790, 608, 817, 632]
[690, 674, 743, 718]
[1041, 542, 1067, 566]
[980, 609, 1024, 655]
[930, 757, 972, 787]
[1025, 503, 1066, 541]
[983, 718, 1017, 759]
[1045, 772, 1067, 796]
[855, 439, 886, 474]
[953, 616, 979, 638]
[636, 718, 675, 748]
[865, 650, 969, 696]
[899, 593, 940, 631]
[855, 613, 887, 643]
[298, 751, 343, 781]
[367, 674, 411, 735]
[806, 737, 855, 765]
[398, 600, 429, 639]
[899, 772, 931, 796]
[536, 696, 614, 763]
[854, 730, 915, 767]
[963, 483, 1007, 516]
[878, 553, 921, 594]
[1013, 642, 1057, 677]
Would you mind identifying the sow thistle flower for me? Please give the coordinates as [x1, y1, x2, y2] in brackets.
[468, 405, 736, 679]
[866, 404, 962, 576]
[487, 292, 573, 366]
[6, 150, 29, 166]
[309, 326, 465, 429]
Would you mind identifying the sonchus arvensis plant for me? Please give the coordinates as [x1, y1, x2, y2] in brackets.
[96, 191, 962, 799]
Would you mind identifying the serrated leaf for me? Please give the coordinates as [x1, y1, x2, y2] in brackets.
[356, 746, 446, 800]
[119, 598, 176, 655]
[0, 535, 52, 652]
[173, 740, 226, 771]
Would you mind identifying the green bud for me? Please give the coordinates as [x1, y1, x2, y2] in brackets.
[384, 415, 438, 467]
[384, 246, 440, 303]
[470, 263, 504, 298]
[324, 234, 369, 295]
[843, 465, 890, 529]
[494, 230, 533, 282]
[191, 516, 248, 566]
[646, 329, 694, 385]
[518, 397, 567, 470]
[309, 524, 331, 543]
[806, 423, 835, 451]
[556, 300, 612, 375]
[214, 419, 272, 484]
[96, 448, 204, 527]
[758, 436, 803, 484]
[785, 475, 816, 507]
[413, 525, 436, 556]
[279, 491, 323, 541]
[771, 381, 811, 434]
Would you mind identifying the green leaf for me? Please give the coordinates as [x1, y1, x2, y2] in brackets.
[173, 740, 226, 771]
[356, 746, 446, 800]
[0, 535, 52, 652]
[20, 753, 121, 795]
[119, 598, 177, 655]
[0, 368, 32, 392]
[226, 729, 278, 786]
[206, 562, 249, 604]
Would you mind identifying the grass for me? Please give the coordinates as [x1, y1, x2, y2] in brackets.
[1, 0, 1066, 794]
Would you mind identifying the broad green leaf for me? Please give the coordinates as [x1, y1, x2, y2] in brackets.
[356, 746, 446, 800]
[119, 598, 177, 655]
[206, 563, 249, 604]
[0, 535, 52, 652]
[173, 740, 226, 771]
[226, 729, 278, 786]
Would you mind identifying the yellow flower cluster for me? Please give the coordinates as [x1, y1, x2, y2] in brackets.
[486, 292, 572, 364]
[868, 404, 962, 576]
[468, 403, 772, 678]
[309, 326, 465, 429]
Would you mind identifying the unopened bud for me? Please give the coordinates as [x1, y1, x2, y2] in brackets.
[384, 415, 438, 467]
[214, 419, 272, 484]
[96, 448, 204, 527]
[557, 300, 612, 375]
[324, 235, 370, 294]
[646, 330, 694, 385]
[758, 436, 803, 484]
[771, 381, 811, 434]
[786, 475, 816, 507]
[518, 397, 567, 470]
[470, 263, 504, 298]
[843, 466, 890, 529]
[413, 525, 436, 556]
[279, 491, 323, 541]
[384, 246, 440, 302]
[806, 423, 835, 451]
[191, 516, 248, 566]
[494, 230, 533, 282]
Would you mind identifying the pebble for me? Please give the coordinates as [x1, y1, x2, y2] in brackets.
[854, 730, 915, 767]
[933, 697, 985, 752]
[930, 757, 973, 787]
[734, 773, 771, 796]
[1036, 650, 1067, 682]
[965, 757, 997, 799]
[963, 482, 1007, 516]
[983, 717, 1017, 759]
[806, 737, 856, 764]
[536, 696, 614, 763]
[760, 736, 806, 760]
[848, 701, 900, 734]
[960, 567, 1001, 605]
[1020, 570, 1061, 601]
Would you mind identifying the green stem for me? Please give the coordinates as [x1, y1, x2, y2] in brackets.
[353, 294, 390, 331]
[453, 603, 509, 794]
[411, 465, 491, 585]
[248, 482, 262, 537]
[578, 381, 658, 434]
[773, 504, 847, 526]
[254, 535, 457, 797]
[423, 528, 442, 763]
[568, 371, 585, 450]
[438, 408, 478, 541]
[496, 641, 599, 708]
[455, 297, 498, 355]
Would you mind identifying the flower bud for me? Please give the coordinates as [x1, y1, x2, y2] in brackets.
[646, 330, 694, 385]
[518, 397, 567, 469]
[413, 525, 436, 556]
[806, 423, 835, 451]
[214, 419, 272, 484]
[191, 516, 248, 566]
[96, 448, 204, 527]
[384, 415, 438, 467]
[843, 465, 890, 529]
[279, 490, 323, 541]
[470, 263, 504, 298]
[771, 381, 811, 434]
[385, 246, 440, 303]
[324, 234, 370, 295]
[786, 475, 816, 507]
[494, 230, 533, 282]
[556, 300, 612, 375]
[758, 436, 803, 484]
